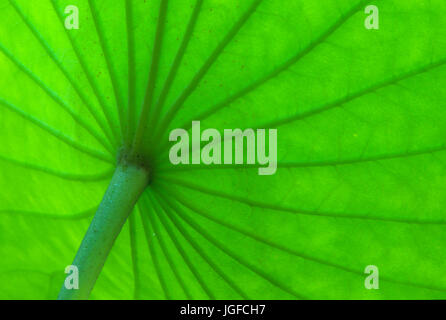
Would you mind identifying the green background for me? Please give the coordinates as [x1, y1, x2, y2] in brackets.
[0, 0, 446, 299]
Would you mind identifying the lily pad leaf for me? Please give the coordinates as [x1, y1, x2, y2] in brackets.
[1, 0, 446, 299]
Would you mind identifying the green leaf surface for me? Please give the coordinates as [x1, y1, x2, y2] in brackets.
[1, 0, 446, 299]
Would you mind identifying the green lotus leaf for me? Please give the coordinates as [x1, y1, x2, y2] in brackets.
[1, 0, 446, 299]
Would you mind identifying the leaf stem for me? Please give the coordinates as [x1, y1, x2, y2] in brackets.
[58, 162, 149, 300]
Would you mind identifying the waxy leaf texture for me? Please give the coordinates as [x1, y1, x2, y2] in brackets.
[0, 0, 446, 299]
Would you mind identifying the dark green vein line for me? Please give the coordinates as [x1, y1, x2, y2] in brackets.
[259, 57, 446, 130]
[0, 153, 113, 181]
[144, 194, 193, 299]
[50, 0, 121, 146]
[131, 0, 169, 155]
[279, 144, 446, 168]
[9, 0, 115, 151]
[157, 185, 446, 295]
[0, 269, 52, 277]
[155, 189, 304, 299]
[0, 207, 95, 220]
[157, 142, 446, 172]
[155, 0, 367, 153]
[156, 178, 446, 225]
[138, 202, 170, 299]
[152, 0, 264, 145]
[0, 98, 114, 163]
[87, 0, 126, 142]
[0, 43, 114, 156]
[128, 211, 141, 299]
[125, 0, 136, 146]
[141, 193, 214, 299]
[145, 0, 204, 144]
[0, 270, 51, 276]
[151, 192, 250, 299]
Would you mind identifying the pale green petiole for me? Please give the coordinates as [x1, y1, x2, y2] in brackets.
[58, 162, 149, 300]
